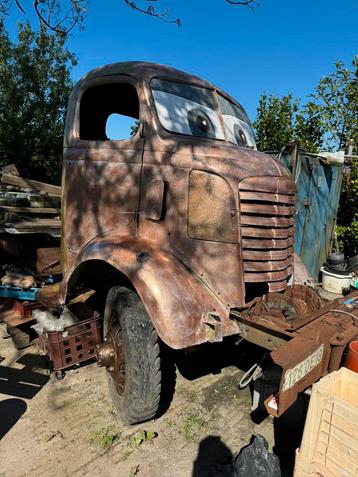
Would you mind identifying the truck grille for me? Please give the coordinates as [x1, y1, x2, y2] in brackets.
[239, 176, 295, 292]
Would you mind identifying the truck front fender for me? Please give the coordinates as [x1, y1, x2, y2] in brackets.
[62, 236, 230, 349]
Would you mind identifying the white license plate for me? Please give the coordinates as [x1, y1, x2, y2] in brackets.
[282, 344, 324, 392]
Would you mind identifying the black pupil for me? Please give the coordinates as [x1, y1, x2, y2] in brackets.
[197, 116, 209, 132]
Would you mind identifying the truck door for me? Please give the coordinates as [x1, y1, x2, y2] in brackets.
[62, 76, 145, 256]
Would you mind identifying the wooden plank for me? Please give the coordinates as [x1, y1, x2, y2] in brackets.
[1, 173, 61, 197]
[5, 218, 61, 229]
[1, 309, 34, 327]
[36, 283, 61, 310]
[0, 205, 60, 214]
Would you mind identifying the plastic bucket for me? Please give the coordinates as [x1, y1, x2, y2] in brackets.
[320, 266, 352, 294]
[344, 340, 358, 373]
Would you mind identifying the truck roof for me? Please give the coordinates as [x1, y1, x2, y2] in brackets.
[77, 61, 240, 107]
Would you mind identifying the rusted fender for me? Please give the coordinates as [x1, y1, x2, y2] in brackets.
[61, 235, 231, 349]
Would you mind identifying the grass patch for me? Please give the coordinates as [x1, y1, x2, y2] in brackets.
[90, 426, 121, 454]
[178, 410, 210, 442]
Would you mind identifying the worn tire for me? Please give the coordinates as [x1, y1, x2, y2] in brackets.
[104, 286, 161, 424]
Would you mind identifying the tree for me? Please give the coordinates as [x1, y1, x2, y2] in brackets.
[253, 93, 298, 151]
[309, 58, 358, 152]
[253, 57, 357, 154]
[252, 93, 324, 152]
[253, 57, 358, 257]
[0, 20, 76, 183]
[0, 0, 258, 35]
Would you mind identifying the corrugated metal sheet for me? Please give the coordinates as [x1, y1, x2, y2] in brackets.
[276, 144, 343, 280]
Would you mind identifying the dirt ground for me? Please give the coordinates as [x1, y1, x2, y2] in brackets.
[0, 323, 307, 477]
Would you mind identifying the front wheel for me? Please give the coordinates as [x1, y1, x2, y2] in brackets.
[99, 286, 161, 424]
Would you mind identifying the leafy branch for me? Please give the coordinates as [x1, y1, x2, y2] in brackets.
[0, 0, 259, 34]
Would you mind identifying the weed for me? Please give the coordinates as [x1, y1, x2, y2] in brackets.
[132, 430, 158, 448]
[179, 410, 210, 442]
[90, 426, 121, 454]
[129, 465, 140, 476]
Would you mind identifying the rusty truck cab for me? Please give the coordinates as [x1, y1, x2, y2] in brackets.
[61, 61, 295, 349]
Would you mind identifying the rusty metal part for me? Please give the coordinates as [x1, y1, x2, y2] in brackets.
[238, 323, 287, 351]
[239, 176, 295, 292]
[236, 284, 323, 332]
[262, 291, 358, 417]
[96, 309, 126, 395]
[283, 283, 322, 316]
[96, 340, 115, 368]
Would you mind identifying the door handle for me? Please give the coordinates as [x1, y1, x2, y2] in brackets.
[144, 180, 166, 221]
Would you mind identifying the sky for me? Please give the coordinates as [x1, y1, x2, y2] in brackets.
[4, 0, 358, 121]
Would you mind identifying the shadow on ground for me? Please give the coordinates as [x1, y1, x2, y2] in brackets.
[0, 398, 27, 439]
[0, 352, 49, 400]
[192, 435, 233, 477]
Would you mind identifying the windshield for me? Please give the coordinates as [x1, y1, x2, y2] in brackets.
[151, 78, 256, 148]
[151, 78, 224, 140]
[218, 95, 256, 148]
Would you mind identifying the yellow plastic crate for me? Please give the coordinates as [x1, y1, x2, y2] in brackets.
[294, 367, 358, 477]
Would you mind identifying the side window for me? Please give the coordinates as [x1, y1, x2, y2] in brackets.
[79, 83, 140, 141]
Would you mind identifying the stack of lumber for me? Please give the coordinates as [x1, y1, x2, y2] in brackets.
[0, 165, 61, 237]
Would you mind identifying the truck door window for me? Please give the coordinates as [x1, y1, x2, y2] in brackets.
[151, 78, 224, 140]
[218, 95, 256, 148]
[79, 83, 139, 141]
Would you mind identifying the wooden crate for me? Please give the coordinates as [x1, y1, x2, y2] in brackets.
[294, 367, 358, 477]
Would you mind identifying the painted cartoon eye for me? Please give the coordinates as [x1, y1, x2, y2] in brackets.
[188, 108, 215, 138]
[234, 123, 247, 146]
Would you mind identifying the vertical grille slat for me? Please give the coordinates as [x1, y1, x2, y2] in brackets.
[239, 176, 295, 292]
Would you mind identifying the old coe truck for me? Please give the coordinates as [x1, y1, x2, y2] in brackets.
[59, 61, 358, 424]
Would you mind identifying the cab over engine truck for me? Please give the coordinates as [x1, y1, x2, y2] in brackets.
[60, 62, 358, 424]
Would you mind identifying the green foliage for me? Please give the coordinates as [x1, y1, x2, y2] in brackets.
[253, 93, 298, 151]
[336, 158, 358, 256]
[90, 426, 121, 454]
[0, 21, 76, 183]
[337, 222, 358, 257]
[253, 94, 325, 153]
[253, 57, 358, 257]
[178, 410, 209, 442]
[130, 120, 140, 137]
[253, 57, 357, 154]
[309, 58, 358, 151]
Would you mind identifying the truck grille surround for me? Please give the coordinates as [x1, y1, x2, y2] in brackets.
[238, 176, 295, 292]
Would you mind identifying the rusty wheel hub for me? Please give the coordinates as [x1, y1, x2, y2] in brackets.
[96, 339, 115, 369]
[96, 321, 126, 395]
